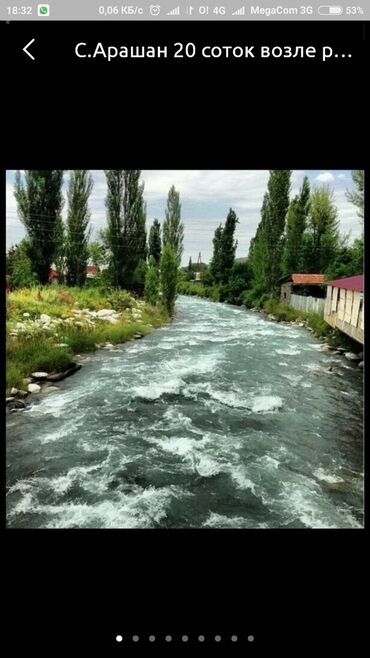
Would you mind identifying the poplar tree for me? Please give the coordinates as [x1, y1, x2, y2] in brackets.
[218, 208, 239, 284]
[302, 185, 340, 273]
[209, 224, 223, 283]
[264, 170, 291, 296]
[66, 170, 93, 287]
[14, 170, 64, 284]
[160, 244, 178, 315]
[162, 186, 184, 265]
[104, 170, 125, 287]
[122, 170, 147, 290]
[283, 175, 310, 274]
[346, 170, 364, 222]
[148, 218, 162, 264]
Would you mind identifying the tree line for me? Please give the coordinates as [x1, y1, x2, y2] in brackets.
[7, 171, 185, 315]
[179, 170, 363, 308]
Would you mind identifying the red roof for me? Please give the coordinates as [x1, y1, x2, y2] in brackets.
[86, 265, 98, 274]
[291, 274, 326, 285]
[326, 275, 363, 292]
[49, 269, 58, 279]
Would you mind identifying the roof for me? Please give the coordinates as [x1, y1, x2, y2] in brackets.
[326, 275, 363, 292]
[49, 269, 58, 278]
[86, 265, 98, 273]
[279, 273, 326, 285]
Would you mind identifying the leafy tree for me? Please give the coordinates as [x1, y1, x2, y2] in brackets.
[144, 257, 160, 305]
[122, 170, 147, 290]
[264, 170, 291, 296]
[88, 240, 107, 270]
[218, 208, 239, 284]
[346, 170, 364, 222]
[148, 218, 162, 265]
[283, 175, 310, 274]
[6, 240, 38, 288]
[248, 193, 269, 289]
[302, 185, 340, 273]
[66, 170, 93, 287]
[104, 170, 125, 287]
[209, 224, 223, 283]
[160, 244, 178, 315]
[53, 213, 67, 284]
[325, 237, 364, 280]
[162, 186, 184, 265]
[14, 170, 64, 284]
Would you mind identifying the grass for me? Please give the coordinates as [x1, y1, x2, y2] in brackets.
[6, 286, 169, 394]
[177, 281, 221, 302]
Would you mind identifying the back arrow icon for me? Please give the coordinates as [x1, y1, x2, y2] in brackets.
[23, 38, 35, 60]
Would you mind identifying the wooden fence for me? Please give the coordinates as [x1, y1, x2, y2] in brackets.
[290, 294, 325, 315]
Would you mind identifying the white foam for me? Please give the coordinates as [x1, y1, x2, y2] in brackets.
[203, 513, 250, 528]
[251, 395, 283, 413]
[231, 467, 257, 493]
[257, 455, 280, 470]
[276, 348, 301, 356]
[313, 468, 345, 484]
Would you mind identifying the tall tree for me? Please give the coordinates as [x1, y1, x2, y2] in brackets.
[160, 244, 178, 315]
[346, 170, 364, 222]
[122, 170, 147, 290]
[283, 175, 310, 274]
[248, 193, 269, 289]
[148, 218, 162, 265]
[162, 186, 184, 265]
[188, 256, 192, 272]
[66, 170, 93, 286]
[302, 185, 340, 273]
[218, 208, 239, 284]
[14, 170, 64, 284]
[104, 170, 125, 287]
[264, 170, 291, 295]
[209, 224, 223, 283]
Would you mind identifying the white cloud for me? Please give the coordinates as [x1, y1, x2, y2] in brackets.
[315, 172, 335, 182]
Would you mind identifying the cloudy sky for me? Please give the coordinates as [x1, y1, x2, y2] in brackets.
[6, 170, 361, 266]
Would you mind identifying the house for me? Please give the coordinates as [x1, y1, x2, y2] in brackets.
[48, 264, 99, 283]
[86, 265, 99, 278]
[279, 273, 327, 303]
[279, 273, 327, 314]
[324, 275, 364, 345]
[49, 268, 59, 284]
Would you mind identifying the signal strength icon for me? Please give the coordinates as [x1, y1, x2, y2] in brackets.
[167, 5, 180, 14]
[232, 6, 245, 15]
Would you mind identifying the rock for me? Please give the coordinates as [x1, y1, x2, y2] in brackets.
[344, 352, 361, 362]
[320, 344, 331, 352]
[133, 333, 144, 339]
[267, 314, 277, 321]
[7, 400, 28, 412]
[298, 322, 305, 327]
[97, 309, 115, 317]
[46, 363, 81, 381]
[16, 322, 24, 329]
[74, 321, 85, 327]
[56, 343, 69, 348]
[17, 390, 28, 398]
[104, 316, 119, 324]
[358, 361, 363, 369]
[6, 397, 15, 403]
[43, 386, 60, 392]
[24, 377, 32, 384]
[10, 387, 18, 396]
[358, 351, 363, 360]
[336, 347, 346, 353]
[332, 351, 341, 356]
[28, 383, 41, 393]
[23, 312, 31, 318]
[103, 343, 114, 349]
[40, 314, 51, 323]
[31, 371, 49, 380]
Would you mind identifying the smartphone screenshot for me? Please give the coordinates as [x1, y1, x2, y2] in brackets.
[3, 1, 366, 654]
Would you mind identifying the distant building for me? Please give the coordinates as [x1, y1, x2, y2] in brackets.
[324, 275, 364, 345]
[48, 264, 99, 283]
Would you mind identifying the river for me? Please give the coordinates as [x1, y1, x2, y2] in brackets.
[6, 295, 363, 528]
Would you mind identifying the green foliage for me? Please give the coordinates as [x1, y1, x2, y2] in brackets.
[302, 185, 340, 273]
[210, 209, 239, 284]
[325, 237, 363, 280]
[144, 264, 160, 305]
[14, 170, 64, 284]
[105, 289, 135, 311]
[264, 170, 292, 295]
[148, 219, 162, 265]
[104, 170, 125, 287]
[283, 175, 310, 274]
[162, 186, 184, 265]
[160, 245, 178, 315]
[66, 170, 93, 287]
[88, 241, 107, 270]
[11, 256, 39, 289]
[346, 170, 364, 222]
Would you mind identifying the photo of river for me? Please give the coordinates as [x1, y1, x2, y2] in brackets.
[6, 295, 363, 529]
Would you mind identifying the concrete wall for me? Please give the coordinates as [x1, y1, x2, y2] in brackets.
[324, 285, 364, 344]
[290, 294, 325, 314]
[280, 282, 292, 303]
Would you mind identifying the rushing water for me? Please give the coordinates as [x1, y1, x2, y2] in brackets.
[6, 296, 363, 529]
